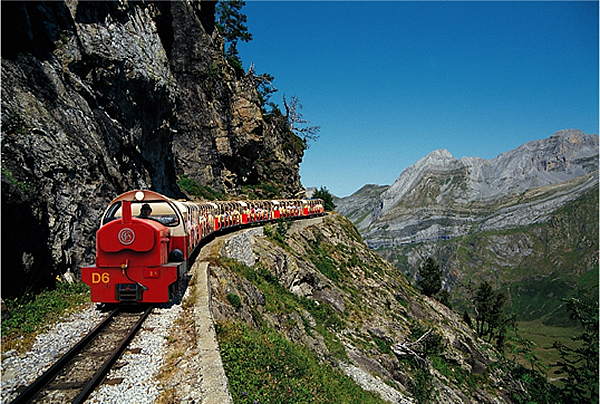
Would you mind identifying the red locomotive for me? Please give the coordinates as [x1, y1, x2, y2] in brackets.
[81, 190, 324, 304]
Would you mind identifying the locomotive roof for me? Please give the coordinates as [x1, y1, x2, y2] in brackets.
[108, 190, 323, 208]
[109, 190, 174, 204]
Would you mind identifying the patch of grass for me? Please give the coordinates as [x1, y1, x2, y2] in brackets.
[218, 258, 348, 360]
[307, 238, 350, 287]
[178, 174, 223, 200]
[431, 355, 481, 391]
[217, 321, 385, 403]
[505, 277, 591, 326]
[2, 281, 90, 353]
[511, 319, 583, 379]
[338, 217, 363, 243]
[1, 166, 31, 192]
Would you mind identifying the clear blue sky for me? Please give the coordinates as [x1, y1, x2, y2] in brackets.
[237, 1, 599, 197]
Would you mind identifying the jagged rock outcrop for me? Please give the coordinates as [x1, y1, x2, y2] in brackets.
[1, 1, 304, 297]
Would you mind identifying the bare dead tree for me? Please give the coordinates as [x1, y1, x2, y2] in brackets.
[391, 328, 433, 365]
[248, 63, 279, 115]
[283, 94, 320, 147]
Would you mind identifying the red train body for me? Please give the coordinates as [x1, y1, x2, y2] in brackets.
[81, 190, 324, 304]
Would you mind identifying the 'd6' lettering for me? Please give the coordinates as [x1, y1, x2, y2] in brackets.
[92, 272, 110, 284]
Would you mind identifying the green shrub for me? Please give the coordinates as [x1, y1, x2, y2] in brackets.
[312, 186, 336, 211]
[242, 181, 283, 199]
[264, 219, 290, 246]
[368, 330, 393, 355]
[227, 293, 242, 310]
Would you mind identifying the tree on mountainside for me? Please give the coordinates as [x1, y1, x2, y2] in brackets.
[552, 293, 599, 403]
[283, 95, 320, 148]
[472, 281, 513, 350]
[216, 0, 252, 69]
[417, 257, 442, 298]
[312, 186, 336, 212]
[474, 281, 494, 336]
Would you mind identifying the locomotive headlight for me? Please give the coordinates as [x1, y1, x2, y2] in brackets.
[135, 191, 145, 201]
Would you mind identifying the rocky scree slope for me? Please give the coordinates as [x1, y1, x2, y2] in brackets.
[207, 214, 533, 403]
[1, 1, 304, 297]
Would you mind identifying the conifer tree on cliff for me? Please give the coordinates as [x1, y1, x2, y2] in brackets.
[216, 0, 252, 68]
[417, 257, 442, 298]
[552, 294, 599, 403]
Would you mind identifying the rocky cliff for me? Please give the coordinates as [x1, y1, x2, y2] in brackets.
[1, 1, 304, 297]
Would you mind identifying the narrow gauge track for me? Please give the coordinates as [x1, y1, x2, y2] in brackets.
[10, 306, 153, 404]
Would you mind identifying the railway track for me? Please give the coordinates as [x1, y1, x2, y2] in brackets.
[10, 306, 153, 404]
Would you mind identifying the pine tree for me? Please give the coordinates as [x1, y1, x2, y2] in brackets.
[417, 257, 442, 297]
[216, 0, 252, 68]
[552, 294, 599, 403]
[474, 281, 494, 336]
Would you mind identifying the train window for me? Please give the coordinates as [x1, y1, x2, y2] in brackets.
[102, 202, 122, 225]
[102, 201, 180, 227]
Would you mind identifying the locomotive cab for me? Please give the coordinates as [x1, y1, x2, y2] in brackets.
[82, 191, 188, 303]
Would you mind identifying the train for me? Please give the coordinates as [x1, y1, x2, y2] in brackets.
[81, 190, 324, 304]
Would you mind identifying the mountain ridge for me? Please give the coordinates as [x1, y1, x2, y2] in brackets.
[337, 129, 598, 248]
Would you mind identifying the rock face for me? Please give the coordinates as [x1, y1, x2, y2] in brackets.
[1, 1, 305, 297]
[337, 130, 598, 248]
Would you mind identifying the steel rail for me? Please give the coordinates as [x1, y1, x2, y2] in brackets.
[72, 305, 153, 404]
[9, 308, 120, 404]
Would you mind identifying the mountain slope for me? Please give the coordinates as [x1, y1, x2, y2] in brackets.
[334, 184, 389, 228]
[205, 215, 537, 403]
[360, 130, 598, 247]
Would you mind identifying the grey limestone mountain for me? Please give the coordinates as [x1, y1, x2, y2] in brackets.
[337, 130, 598, 249]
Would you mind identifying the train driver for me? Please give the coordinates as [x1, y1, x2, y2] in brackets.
[139, 203, 152, 218]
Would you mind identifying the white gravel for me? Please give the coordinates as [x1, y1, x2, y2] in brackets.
[1, 304, 107, 403]
[1, 300, 184, 404]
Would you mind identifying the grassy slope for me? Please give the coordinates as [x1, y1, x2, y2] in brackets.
[211, 215, 519, 403]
